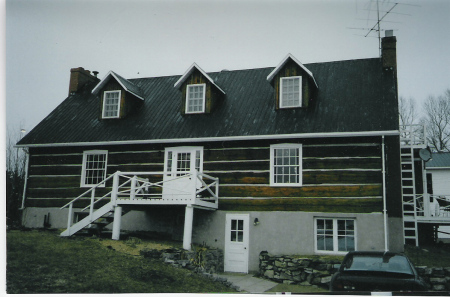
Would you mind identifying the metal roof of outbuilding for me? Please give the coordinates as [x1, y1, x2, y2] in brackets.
[427, 152, 450, 169]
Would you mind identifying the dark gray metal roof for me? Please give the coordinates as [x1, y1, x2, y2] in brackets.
[18, 58, 399, 146]
[427, 152, 450, 168]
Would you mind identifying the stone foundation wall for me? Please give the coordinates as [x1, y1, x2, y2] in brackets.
[415, 267, 450, 291]
[259, 251, 450, 292]
[259, 251, 339, 288]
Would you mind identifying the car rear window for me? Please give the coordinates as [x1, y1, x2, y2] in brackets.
[343, 255, 413, 274]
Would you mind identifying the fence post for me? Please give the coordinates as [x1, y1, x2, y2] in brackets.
[111, 171, 120, 205]
[112, 206, 122, 240]
[89, 188, 95, 222]
[67, 203, 73, 235]
[423, 193, 430, 218]
[130, 176, 136, 200]
[183, 204, 194, 250]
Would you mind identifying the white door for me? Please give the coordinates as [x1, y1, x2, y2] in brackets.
[163, 147, 203, 199]
[224, 214, 249, 273]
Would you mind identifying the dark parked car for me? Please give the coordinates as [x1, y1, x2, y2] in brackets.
[330, 251, 429, 292]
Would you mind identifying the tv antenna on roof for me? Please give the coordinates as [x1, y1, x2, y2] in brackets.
[368, 1, 398, 56]
[349, 1, 419, 56]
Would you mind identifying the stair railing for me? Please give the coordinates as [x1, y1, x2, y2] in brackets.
[60, 173, 116, 235]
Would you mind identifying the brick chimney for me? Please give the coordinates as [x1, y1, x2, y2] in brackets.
[381, 30, 397, 71]
[68, 67, 100, 95]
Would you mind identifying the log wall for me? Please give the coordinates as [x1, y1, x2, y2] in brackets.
[25, 137, 387, 213]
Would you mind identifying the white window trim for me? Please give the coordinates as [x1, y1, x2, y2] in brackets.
[102, 90, 121, 119]
[164, 146, 204, 177]
[279, 76, 302, 108]
[270, 143, 303, 187]
[185, 83, 206, 114]
[80, 150, 108, 187]
[314, 217, 357, 255]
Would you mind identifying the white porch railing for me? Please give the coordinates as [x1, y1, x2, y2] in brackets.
[60, 170, 219, 237]
[400, 124, 426, 146]
[406, 193, 450, 220]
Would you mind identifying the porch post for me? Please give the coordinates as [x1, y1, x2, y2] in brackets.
[183, 204, 194, 250]
[112, 206, 122, 240]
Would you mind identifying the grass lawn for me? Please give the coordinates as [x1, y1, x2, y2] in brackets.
[404, 243, 450, 267]
[6, 230, 231, 294]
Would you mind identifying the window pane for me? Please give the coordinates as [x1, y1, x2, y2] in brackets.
[231, 231, 236, 242]
[337, 219, 355, 252]
[83, 152, 107, 186]
[237, 231, 243, 242]
[325, 236, 334, 251]
[187, 84, 204, 113]
[281, 77, 301, 107]
[238, 220, 243, 231]
[272, 146, 301, 185]
[103, 91, 120, 118]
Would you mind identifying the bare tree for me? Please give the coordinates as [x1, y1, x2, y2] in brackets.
[422, 89, 450, 152]
[6, 125, 27, 228]
[399, 96, 418, 126]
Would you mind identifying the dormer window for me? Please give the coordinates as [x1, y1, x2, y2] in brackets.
[280, 76, 302, 108]
[186, 84, 206, 114]
[102, 90, 121, 118]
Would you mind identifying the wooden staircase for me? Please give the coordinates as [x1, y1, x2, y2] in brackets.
[61, 202, 115, 237]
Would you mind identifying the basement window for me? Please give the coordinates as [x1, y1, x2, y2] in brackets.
[315, 218, 356, 254]
[102, 90, 121, 118]
[81, 150, 108, 187]
[270, 143, 302, 186]
[186, 84, 206, 114]
[280, 76, 302, 108]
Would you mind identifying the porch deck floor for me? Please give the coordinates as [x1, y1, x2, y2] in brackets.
[215, 272, 277, 293]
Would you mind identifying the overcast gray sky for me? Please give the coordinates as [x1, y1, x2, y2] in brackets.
[5, 0, 450, 136]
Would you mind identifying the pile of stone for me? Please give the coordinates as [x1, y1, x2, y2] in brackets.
[259, 251, 340, 288]
[416, 267, 450, 291]
[140, 247, 238, 290]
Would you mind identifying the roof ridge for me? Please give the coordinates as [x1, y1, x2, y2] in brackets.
[128, 58, 379, 81]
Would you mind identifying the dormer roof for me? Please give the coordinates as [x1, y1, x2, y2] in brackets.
[174, 63, 226, 95]
[92, 71, 144, 100]
[267, 53, 318, 88]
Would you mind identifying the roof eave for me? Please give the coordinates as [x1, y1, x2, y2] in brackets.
[15, 130, 400, 148]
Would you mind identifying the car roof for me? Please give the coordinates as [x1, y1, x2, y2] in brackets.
[345, 251, 405, 257]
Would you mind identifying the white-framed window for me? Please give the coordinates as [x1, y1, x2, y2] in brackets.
[102, 90, 121, 118]
[280, 76, 302, 108]
[270, 143, 302, 186]
[81, 150, 108, 187]
[315, 218, 356, 254]
[186, 84, 206, 114]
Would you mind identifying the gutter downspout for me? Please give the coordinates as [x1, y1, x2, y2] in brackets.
[382, 136, 389, 252]
[20, 150, 30, 210]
